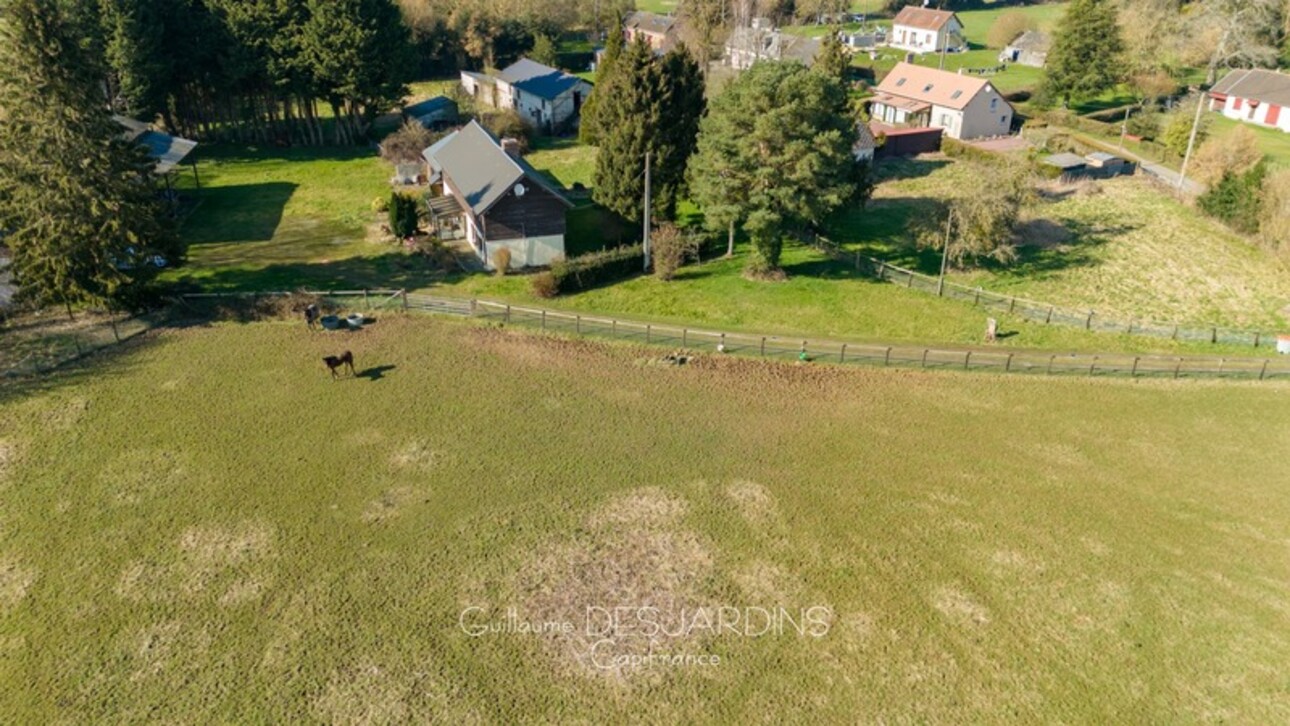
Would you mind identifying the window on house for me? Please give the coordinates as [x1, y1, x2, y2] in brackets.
[923, 84, 934, 93]
[990, 98, 997, 110]
[896, 78, 906, 86]
[950, 90, 963, 100]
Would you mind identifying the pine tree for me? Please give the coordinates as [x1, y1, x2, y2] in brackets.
[591, 37, 660, 222]
[1041, 0, 1125, 107]
[0, 0, 178, 313]
[815, 27, 850, 86]
[530, 32, 559, 67]
[687, 62, 858, 275]
[578, 16, 625, 145]
[103, 0, 174, 120]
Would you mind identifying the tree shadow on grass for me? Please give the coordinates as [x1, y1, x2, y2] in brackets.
[180, 182, 297, 245]
[166, 251, 449, 293]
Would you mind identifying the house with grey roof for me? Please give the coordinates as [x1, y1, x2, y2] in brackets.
[459, 58, 592, 134]
[422, 120, 573, 270]
[1208, 68, 1290, 133]
[725, 18, 822, 70]
[999, 30, 1050, 68]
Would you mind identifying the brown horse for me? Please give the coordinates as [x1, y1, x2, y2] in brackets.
[323, 351, 355, 379]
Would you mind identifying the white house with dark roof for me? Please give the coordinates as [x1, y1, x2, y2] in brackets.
[1208, 68, 1290, 132]
[889, 7, 965, 54]
[869, 63, 1013, 140]
[459, 58, 592, 133]
[726, 18, 822, 69]
[422, 120, 573, 270]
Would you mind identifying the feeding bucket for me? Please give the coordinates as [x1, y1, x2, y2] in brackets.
[1277, 335, 1290, 355]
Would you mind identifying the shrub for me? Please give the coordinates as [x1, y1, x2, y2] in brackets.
[388, 192, 420, 239]
[380, 120, 440, 164]
[1198, 161, 1266, 235]
[1190, 125, 1263, 186]
[530, 271, 559, 298]
[650, 224, 700, 281]
[1161, 102, 1207, 157]
[371, 196, 389, 213]
[492, 246, 512, 274]
[1258, 168, 1290, 261]
[987, 10, 1037, 49]
[480, 109, 531, 152]
[1124, 108, 1161, 140]
[941, 137, 1003, 164]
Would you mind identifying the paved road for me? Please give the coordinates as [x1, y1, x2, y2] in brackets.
[1070, 132, 1206, 196]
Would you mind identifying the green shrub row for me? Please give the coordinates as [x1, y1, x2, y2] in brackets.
[531, 243, 643, 298]
[940, 137, 1004, 164]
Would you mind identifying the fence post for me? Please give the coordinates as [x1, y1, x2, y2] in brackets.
[470, 299, 478, 316]
[612, 319, 617, 336]
[505, 304, 511, 323]
[364, 289, 370, 308]
[1218, 358, 1225, 375]
[906, 273, 914, 288]
[1047, 355, 1055, 375]
[964, 351, 971, 370]
[646, 325, 652, 344]
[1260, 360, 1269, 380]
[1126, 319, 1133, 335]
[877, 260, 886, 278]
[541, 310, 547, 330]
[1088, 356, 1098, 376]
[884, 347, 892, 366]
[854, 251, 861, 271]
[720, 332, 725, 350]
[1171, 325, 1178, 340]
[974, 287, 981, 306]
[110, 315, 121, 343]
[1005, 353, 1013, 372]
[1254, 332, 1261, 348]
[1211, 327, 1217, 344]
[1008, 297, 1016, 315]
[921, 349, 929, 368]
[1174, 358, 1182, 379]
[1045, 306, 1054, 324]
[683, 329, 688, 347]
[1131, 357, 1139, 376]
[1085, 311, 1094, 330]
[839, 343, 847, 363]
[760, 337, 766, 356]
[401, 290, 409, 312]
[576, 315, 581, 334]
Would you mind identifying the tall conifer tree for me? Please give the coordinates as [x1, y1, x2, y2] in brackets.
[1041, 0, 1124, 106]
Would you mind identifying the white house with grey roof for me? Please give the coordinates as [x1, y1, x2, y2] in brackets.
[1208, 68, 1290, 133]
[459, 58, 592, 133]
[869, 63, 1013, 140]
[422, 120, 573, 270]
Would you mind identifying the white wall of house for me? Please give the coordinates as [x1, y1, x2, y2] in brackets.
[955, 88, 1013, 140]
[889, 20, 963, 54]
[1214, 95, 1290, 132]
[494, 82, 589, 130]
[483, 235, 565, 270]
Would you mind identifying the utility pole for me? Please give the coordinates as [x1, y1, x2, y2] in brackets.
[937, 212, 953, 296]
[642, 151, 652, 272]
[1177, 87, 1206, 191]
[1119, 105, 1131, 150]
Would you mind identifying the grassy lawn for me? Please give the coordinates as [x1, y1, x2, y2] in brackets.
[526, 137, 597, 189]
[827, 156, 1290, 329]
[3, 316, 1290, 721]
[163, 145, 401, 291]
[1208, 113, 1290, 168]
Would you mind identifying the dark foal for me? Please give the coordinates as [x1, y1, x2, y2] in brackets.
[323, 351, 355, 379]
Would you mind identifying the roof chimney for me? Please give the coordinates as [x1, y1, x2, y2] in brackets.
[905, 52, 915, 64]
[500, 137, 522, 159]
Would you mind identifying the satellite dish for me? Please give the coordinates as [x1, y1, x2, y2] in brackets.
[513, 183, 526, 197]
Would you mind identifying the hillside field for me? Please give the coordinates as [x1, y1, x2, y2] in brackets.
[2, 316, 1289, 722]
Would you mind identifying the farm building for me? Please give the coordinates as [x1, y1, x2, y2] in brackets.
[1208, 68, 1290, 133]
[114, 115, 200, 198]
[624, 11, 679, 52]
[840, 27, 886, 51]
[459, 58, 592, 134]
[998, 30, 1050, 68]
[726, 18, 822, 69]
[403, 96, 458, 129]
[888, 7, 965, 55]
[421, 120, 573, 271]
[868, 63, 1013, 140]
[1042, 152, 1135, 182]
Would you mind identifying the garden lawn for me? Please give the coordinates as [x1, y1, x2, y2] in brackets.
[827, 156, 1290, 330]
[1208, 113, 1290, 169]
[2, 316, 1289, 722]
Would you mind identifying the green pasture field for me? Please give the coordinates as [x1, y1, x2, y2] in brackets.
[827, 157, 1290, 330]
[2, 315, 1289, 722]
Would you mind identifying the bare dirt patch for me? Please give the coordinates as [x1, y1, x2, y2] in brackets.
[516, 487, 717, 683]
[360, 486, 428, 524]
[932, 585, 991, 627]
[116, 521, 275, 603]
[725, 481, 778, 525]
[0, 556, 36, 611]
[100, 448, 190, 505]
[390, 440, 439, 473]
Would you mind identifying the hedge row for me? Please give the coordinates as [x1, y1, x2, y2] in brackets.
[532, 244, 643, 298]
